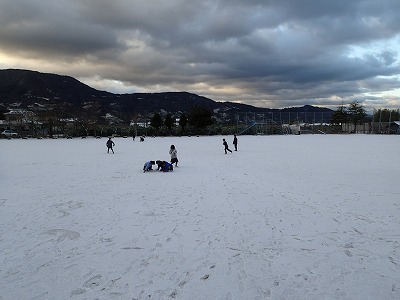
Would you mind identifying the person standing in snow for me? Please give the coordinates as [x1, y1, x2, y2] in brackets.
[169, 145, 178, 167]
[233, 134, 238, 151]
[106, 137, 115, 154]
[223, 138, 232, 154]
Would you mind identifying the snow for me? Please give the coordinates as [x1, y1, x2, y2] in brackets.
[1, 135, 399, 300]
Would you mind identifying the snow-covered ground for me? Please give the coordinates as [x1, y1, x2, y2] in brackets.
[1, 135, 399, 300]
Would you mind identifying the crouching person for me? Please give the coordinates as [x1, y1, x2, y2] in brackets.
[156, 160, 173, 172]
[143, 160, 155, 172]
[162, 161, 174, 172]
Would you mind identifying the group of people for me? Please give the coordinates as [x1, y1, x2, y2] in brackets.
[107, 134, 238, 171]
[143, 160, 173, 173]
[106, 137, 178, 172]
[143, 144, 179, 173]
[223, 134, 238, 154]
[132, 134, 145, 142]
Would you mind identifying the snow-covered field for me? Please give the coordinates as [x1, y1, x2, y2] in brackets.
[1, 135, 399, 300]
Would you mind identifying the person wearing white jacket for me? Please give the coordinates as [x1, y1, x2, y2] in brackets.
[169, 145, 179, 167]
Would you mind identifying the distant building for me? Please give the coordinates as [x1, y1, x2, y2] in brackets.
[388, 121, 400, 134]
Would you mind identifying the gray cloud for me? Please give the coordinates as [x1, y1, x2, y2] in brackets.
[1, 0, 399, 111]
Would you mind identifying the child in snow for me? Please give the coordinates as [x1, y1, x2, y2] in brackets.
[143, 160, 155, 172]
[169, 145, 178, 167]
[156, 160, 173, 172]
[106, 137, 115, 153]
[162, 161, 174, 172]
[223, 138, 232, 154]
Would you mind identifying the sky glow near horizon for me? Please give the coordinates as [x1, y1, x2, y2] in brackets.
[1, 0, 400, 112]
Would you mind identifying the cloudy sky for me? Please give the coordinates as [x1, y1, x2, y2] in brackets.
[1, 0, 400, 111]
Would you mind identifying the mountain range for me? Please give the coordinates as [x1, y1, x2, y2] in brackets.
[0, 69, 333, 122]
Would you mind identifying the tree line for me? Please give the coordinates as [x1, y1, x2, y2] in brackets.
[373, 108, 400, 122]
[4, 99, 398, 137]
[149, 105, 213, 135]
[331, 101, 399, 125]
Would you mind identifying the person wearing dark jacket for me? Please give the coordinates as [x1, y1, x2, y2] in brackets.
[164, 161, 174, 172]
[157, 160, 173, 172]
[233, 135, 238, 151]
[223, 138, 232, 154]
[106, 137, 115, 153]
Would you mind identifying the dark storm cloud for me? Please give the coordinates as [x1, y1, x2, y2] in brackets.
[0, 0, 399, 110]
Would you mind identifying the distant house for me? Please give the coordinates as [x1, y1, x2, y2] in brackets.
[4, 109, 34, 124]
[3, 109, 37, 130]
[0, 119, 8, 130]
[388, 121, 400, 134]
[103, 113, 123, 124]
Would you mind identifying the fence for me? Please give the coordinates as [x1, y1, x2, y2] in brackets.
[235, 112, 334, 125]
